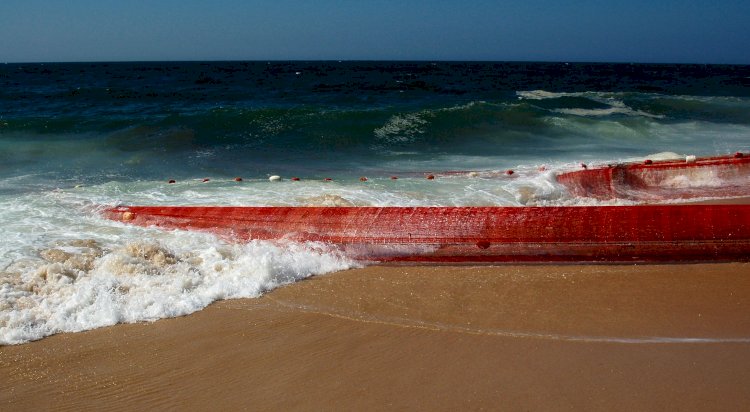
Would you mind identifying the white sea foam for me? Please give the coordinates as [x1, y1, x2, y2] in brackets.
[634, 152, 684, 161]
[373, 101, 490, 144]
[374, 112, 432, 143]
[552, 105, 660, 118]
[0, 187, 363, 345]
[660, 170, 725, 188]
[517, 90, 663, 118]
[516, 90, 574, 100]
[0, 233, 355, 345]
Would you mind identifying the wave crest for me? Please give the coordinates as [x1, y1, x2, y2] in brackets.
[517, 90, 663, 118]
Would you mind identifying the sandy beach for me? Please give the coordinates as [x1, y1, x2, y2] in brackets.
[2, 263, 750, 411]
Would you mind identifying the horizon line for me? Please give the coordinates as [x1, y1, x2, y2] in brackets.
[3, 58, 749, 66]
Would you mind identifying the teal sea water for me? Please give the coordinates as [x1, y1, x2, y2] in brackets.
[1, 61, 749, 343]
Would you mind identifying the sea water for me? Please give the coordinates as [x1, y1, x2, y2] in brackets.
[2, 61, 749, 344]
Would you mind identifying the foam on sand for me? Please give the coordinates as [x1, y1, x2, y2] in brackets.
[0, 234, 355, 345]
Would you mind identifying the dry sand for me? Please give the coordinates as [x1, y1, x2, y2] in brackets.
[2, 263, 750, 411]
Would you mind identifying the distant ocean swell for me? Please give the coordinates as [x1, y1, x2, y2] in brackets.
[4, 92, 750, 132]
[3, 93, 749, 156]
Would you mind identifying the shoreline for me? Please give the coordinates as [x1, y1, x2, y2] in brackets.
[3, 263, 750, 410]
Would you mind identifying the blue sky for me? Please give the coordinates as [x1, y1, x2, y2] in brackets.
[1, 0, 748, 63]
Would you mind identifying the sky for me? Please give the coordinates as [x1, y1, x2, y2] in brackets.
[1, 0, 749, 64]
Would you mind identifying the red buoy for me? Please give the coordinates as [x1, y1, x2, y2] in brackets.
[234, 177, 243, 182]
[426, 174, 435, 180]
[505, 170, 514, 176]
[324, 178, 332, 181]
[168, 179, 176, 184]
[360, 177, 368, 182]
[202, 178, 210, 182]
[390, 176, 398, 180]
[291, 177, 300, 181]
[644, 159, 653, 165]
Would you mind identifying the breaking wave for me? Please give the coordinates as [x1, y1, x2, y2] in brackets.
[0, 234, 355, 345]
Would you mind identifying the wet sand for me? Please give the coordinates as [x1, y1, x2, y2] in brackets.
[2, 263, 750, 411]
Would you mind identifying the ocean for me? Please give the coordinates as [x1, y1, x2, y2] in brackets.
[1, 61, 749, 344]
